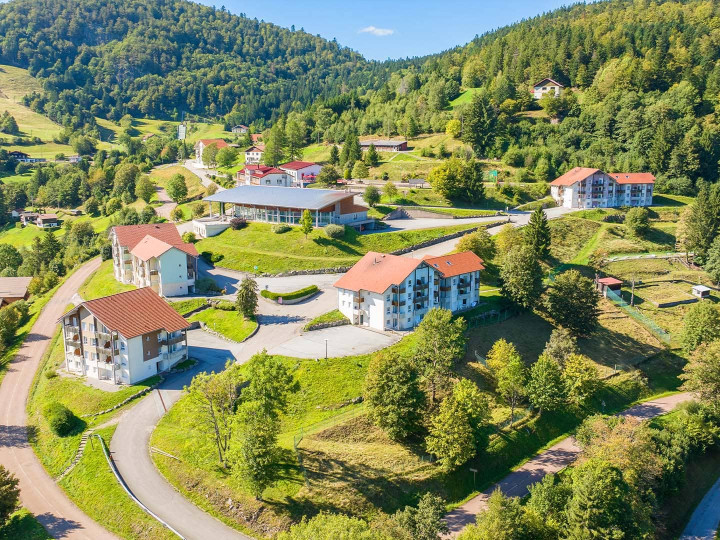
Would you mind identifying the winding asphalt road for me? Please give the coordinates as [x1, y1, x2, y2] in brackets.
[0, 257, 115, 539]
[680, 473, 720, 540]
[443, 392, 693, 537]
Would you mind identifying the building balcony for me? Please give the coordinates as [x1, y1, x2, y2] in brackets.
[391, 286, 406, 294]
[391, 299, 406, 307]
[353, 296, 364, 304]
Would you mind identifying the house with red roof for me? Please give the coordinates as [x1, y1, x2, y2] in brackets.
[244, 145, 265, 164]
[334, 251, 484, 331]
[236, 165, 291, 187]
[194, 138, 229, 166]
[550, 167, 654, 209]
[59, 288, 190, 385]
[279, 161, 322, 187]
[110, 223, 199, 297]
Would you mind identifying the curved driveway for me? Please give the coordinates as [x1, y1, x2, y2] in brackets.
[0, 257, 114, 539]
[444, 392, 693, 537]
[680, 474, 720, 540]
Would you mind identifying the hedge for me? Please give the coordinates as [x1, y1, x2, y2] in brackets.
[260, 285, 319, 302]
[43, 401, 78, 437]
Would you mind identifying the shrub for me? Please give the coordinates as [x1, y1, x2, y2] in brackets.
[603, 213, 625, 223]
[272, 223, 292, 234]
[201, 251, 224, 264]
[324, 224, 345, 239]
[43, 402, 78, 437]
[230, 217, 248, 230]
[213, 299, 236, 311]
[182, 232, 197, 243]
[195, 277, 222, 293]
[44, 369, 57, 379]
[261, 285, 318, 302]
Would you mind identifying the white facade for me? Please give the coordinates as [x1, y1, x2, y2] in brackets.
[280, 163, 322, 186]
[61, 306, 187, 385]
[533, 80, 563, 99]
[245, 147, 264, 164]
[550, 171, 654, 209]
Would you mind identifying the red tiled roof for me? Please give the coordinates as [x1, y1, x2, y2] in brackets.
[130, 234, 198, 261]
[280, 161, 317, 170]
[609, 173, 656, 185]
[334, 252, 424, 294]
[550, 167, 600, 186]
[62, 288, 190, 339]
[252, 167, 285, 178]
[245, 145, 264, 152]
[597, 277, 623, 286]
[251, 134, 262, 142]
[112, 224, 198, 258]
[422, 252, 485, 278]
[197, 139, 229, 149]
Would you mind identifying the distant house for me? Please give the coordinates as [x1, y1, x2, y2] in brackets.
[68, 208, 82, 216]
[36, 214, 59, 228]
[59, 288, 190, 385]
[8, 150, 29, 161]
[231, 125, 249, 134]
[550, 167, 654, 209]
[68, 155, 81, 164]
[532, 78, 564, 99]
[360, 140, 407, 152]
[244, 145, 265, 165]
[279, 161, 322, 187]
[194, 139, 229, 166]
[692, 285, 712, 299]
[19, 212, 38, 226]
[408, 178, 428, 188]
[596, 277, 623, 298]
[0, 277, 33, 307]
[236, 165, 292, 187]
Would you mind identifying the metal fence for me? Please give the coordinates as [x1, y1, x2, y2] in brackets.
[466, 309, 518, 328]
[603, 287, 671, 344]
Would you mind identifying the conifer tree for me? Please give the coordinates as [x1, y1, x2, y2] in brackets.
[525, 206, 551, 260]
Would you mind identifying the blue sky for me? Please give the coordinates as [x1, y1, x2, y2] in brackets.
[199, 0, 579, 60]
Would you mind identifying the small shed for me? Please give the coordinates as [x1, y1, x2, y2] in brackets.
[596, 277, 623, 297]
[692, 285, 712, 299]
[408, 178, 428, 188]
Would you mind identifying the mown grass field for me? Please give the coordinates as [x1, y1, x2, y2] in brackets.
[77, 259, 135, 301]
[188, 308, 257, 342]
[169, 298, 206, 315]
[150, 164, 205, 200]
[195, 221, 485, 273]
[449, 87, 481, 109]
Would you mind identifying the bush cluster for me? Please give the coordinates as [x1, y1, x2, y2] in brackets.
[260, 285, 318, 302]
[324, 224, 345, 239]
[272, 223, 292, 234]
[43, 401, 78, 437]
[230, 217, 248, 230]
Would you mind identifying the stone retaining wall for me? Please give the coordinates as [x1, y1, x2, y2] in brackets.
[198, 320, 260, 344]
[304, 319, 350, 332]
[81, 375, 165, 418]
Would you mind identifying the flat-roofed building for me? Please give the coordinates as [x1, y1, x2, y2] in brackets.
[59, 288, 190, 385]
[203, 185, 371, 229]
[359, 140, 408, 152]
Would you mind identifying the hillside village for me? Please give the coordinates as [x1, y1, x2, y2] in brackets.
[0, 0, 719, 539]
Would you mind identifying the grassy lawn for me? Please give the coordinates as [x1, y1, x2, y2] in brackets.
[0, 508, 51, 540]
[78, 259, 135, 301]
[169, 298, 206, 315]
[549, 218, 603, 264]
[27, 328, 160, 477]
[0, 171, 32, 184]
[304, 309, 349, 330]
[59, 425, 175, 540]
[188, 308, 257, 342]
[150, 165, 205, 200]
[449, 88, 481, 109]
[301, 143, 333, 163]
[0, 210, 115, 249]
[195, 221, 485, 273]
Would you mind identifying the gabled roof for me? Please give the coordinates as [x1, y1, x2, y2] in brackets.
[279, 161, 317, 170]
[244, 145, 265, 153]
[113, 223, 183, 250]
[423, 252, 485, 278]
[37, 214, 58, 220]
[0, 277, 33, 298]
[534, 78, 564, 88]
[197, 139, 228, 149]
[60, 288, 189, 339]
[333, 252, 425, 294]
[597, 277, 623, 286]
[359, 139, 406, 147]
[550, 167, 600, 187]
[252, 167, 285, 178]
[130, 234, 198, 261]
[609, 173, 656, 185]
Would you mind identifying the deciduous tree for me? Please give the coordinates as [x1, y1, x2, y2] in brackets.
[456, 230, 495, 261]
[134, 175, 155, 203]
[527, 354, 564, 415]
[299, 208, 314, 238]
[681, 301, 720, 352]
[562, 354, 599, 406]
[363, 185, 380, 207]
[0, 465, 20, 524]
[544, 270, 599, 335]
[500, 245, 543, 309]
[681, 340, 720, 409]
[166, 173, 188, 204]
[497, 355, 526, 425]
[233, 401, 280, 500]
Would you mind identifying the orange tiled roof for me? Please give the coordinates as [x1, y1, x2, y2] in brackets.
[550, 167, 600, 186]
[113, 223, 198, 258]
[280, 161, 317, 170]
[609, 173, 656, 185]
[130, 234, 198, 261]
[197, 138, 228, 149]
[422, 252, 485, 278]
[61, 288, 189, 339]
[333, 252, 425, 294]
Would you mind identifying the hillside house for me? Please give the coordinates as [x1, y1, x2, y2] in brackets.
[0, 277, 33, 307]
[59, 288, 189, 385]
[236, 165, 292, 187]
[550, 167, 654, 209]
[36, 214, 59, 228]
[110, 223, 198, 297]
[360, 140, 408, 152]
[334, 251, 484, 331]
[244, 145, 265, 164]
[231, 125, 249, 134]
[194, 139, 229, 166]
[279, 161, 322, 186]
[532, 78, 564, 99]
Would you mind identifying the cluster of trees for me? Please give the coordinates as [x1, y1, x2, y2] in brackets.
[185, 350, 294, 500]
[0, 111, 18, 135]
[460, 402, 720, 539]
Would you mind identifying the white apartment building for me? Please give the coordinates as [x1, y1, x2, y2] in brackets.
[244, 145, 264, 164]
[334, 251, 484, 331]
[532, 78, 564, 99]
[279, 161, 322, 186]
[111, 223, 199, 297]
[550, 168, 655, 209]
[236, 165, 292, 187]
[59, 288, 190, 385]
[194, 138, 229, 166]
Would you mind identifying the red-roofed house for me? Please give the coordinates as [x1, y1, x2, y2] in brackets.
[279, 161, 322, 187]
[194, 139, 229, 166]
[244, 145, 265, 165]
[550, 168, 654, 209]
[236, 165, 291, 187]
[110, 224, 199, 297]
[334, 251, 484, 330]
[59, 288, 190, 385]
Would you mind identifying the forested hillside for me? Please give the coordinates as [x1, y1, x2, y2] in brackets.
[0, 0, 390, 127]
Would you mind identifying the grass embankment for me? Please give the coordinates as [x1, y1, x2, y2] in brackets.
[150, 165, 205, 200]
[261, 285, 318, 302]
[196, 221, 484, 274]
[304, 309, 349, 331]
[0, 509, 51, 540]
[188, 308, 257, 342]
[169, 298, 206, 315]
[77, 259, 135, 300]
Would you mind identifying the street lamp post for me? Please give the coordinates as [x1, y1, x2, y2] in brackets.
[325, 339, 328, 360]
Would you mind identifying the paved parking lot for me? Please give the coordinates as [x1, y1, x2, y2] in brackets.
[268, 325, 400, 359]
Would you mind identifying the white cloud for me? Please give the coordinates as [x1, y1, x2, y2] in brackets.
[358, 26, 394, 37]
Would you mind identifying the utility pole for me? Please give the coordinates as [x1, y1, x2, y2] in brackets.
[630, 276, 635, 306]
